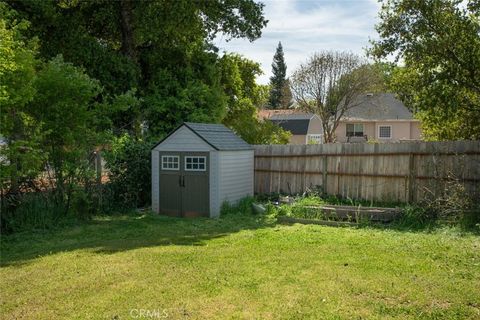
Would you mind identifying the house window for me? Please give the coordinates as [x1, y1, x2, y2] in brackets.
[161, 155, 179, 170]
[378, 125, 392, 139]
[185, 156, 206, 171]
[307, 134, 323, 144]
[346, 123, 364, 137]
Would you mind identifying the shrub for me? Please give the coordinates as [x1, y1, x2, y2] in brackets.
[103, 134, 154, 209]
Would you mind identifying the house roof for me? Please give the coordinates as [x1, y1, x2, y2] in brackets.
[153, 122, 252, 151]
[258, 110, 316, 135]
[258, 109, 307, 120]
[270, 119, 311, 135]
[342, 93, 415, 121]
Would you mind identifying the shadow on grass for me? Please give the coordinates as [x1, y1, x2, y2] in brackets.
[0, 212, 277, 267]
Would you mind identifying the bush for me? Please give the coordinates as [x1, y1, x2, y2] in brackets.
[103, 134, 154, 209]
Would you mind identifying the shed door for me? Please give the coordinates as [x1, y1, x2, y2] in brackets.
[159, 152, 182, 216]
[182, 153, 209, 217]
[158, 152, 209, 217]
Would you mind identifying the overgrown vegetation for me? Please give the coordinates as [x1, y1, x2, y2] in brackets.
[257, 192, 479, 231]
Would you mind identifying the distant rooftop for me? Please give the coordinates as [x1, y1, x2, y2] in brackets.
[270, 119, 311, 135]
[258, 109, 312, 120]
[342, 93, 415, 121]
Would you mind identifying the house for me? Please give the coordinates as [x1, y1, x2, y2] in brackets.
[151, 122, 254, 218]
[335, 93, 422, 142]
[258, 109, 323, 144]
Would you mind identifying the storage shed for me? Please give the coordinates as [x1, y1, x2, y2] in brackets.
[151, 122, 254, 218]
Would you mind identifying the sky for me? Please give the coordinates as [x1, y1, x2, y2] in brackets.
[214, 0, 382, 84]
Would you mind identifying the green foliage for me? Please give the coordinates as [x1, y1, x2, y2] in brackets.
[370, 0, 480, 140]
[219, 53, 290, 144]
[29, 56, 103, 198]
[103, 134, 154, 209]
[0, 4, 45, 191]
[7, 0, 268, 136]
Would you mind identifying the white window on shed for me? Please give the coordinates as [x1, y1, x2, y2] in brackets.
[185, 156, 206, 171]
[161, 155, 179, 170]
[378, 126, 392, 139]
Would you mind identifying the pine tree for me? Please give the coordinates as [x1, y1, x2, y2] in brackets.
[268, 42, 289, 109]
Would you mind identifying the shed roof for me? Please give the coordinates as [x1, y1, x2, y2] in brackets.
[270, 119, 310, 135]
[153, 122, 252, 151]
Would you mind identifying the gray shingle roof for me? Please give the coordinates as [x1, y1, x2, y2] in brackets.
[342, 93, 414, 120]
[183, 122, 252, 150]
[269, 113, 314, 120]
[270, 119, 310, 135]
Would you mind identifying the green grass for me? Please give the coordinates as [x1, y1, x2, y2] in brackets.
[1, 212, 479, 319]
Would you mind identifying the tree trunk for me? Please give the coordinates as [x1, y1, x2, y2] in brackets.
[119, 0, 136, 61]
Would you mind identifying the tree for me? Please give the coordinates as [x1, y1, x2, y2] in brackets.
[369, 0, 480, 140]
[290, 51, 381, 143]
[28, 56, 103, 212]
[7, 0, 268, 137]
[268, 42, 291, 109]
[219, 53, 290, 144]
[0, 4, 45, 195]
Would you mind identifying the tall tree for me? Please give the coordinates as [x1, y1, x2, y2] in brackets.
[0, 3, 45, 195]
[291, 51, 381, 143]
[369, 0, 480, 140]
[219, 53, 290, 144]
[268, 42, 291, 109]
[7, 0, 268, 137]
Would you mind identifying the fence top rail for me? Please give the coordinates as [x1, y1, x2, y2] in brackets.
[254, 151, 480, 157]
[253, 141, 480, 157]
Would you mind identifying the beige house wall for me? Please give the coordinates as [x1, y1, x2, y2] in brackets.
[410, 122, 422, 140]
[335, 120, 422, 142]
[289, 134, 307, 144]
[307, 116, 323, 135]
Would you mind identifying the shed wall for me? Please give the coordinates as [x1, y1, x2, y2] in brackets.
[216, 150, 254, 210]
[209, 151, 220, 217]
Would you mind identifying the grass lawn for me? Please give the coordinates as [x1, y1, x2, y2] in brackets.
[1, 212, 479, 319]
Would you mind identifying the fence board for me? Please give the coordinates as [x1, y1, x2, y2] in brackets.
[253, 141, 480, 203]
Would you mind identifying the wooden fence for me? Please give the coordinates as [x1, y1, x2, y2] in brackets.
[254, 141, 480, 203]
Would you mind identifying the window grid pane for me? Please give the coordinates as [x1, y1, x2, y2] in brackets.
[379, 126, 391, 138]
[162, 155, 179, 170]
[185, 156, 206, 171]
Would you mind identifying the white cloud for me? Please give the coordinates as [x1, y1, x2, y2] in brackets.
[214, 0, 381, 84]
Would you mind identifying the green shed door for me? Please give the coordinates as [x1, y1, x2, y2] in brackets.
[182, 153, 209, 217]
[158, 152, 182, 216]
[158, 152, 209, 217]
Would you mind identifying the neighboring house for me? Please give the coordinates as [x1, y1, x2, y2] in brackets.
[258, 109, 323, 144]
[335, 93, 422, 143]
